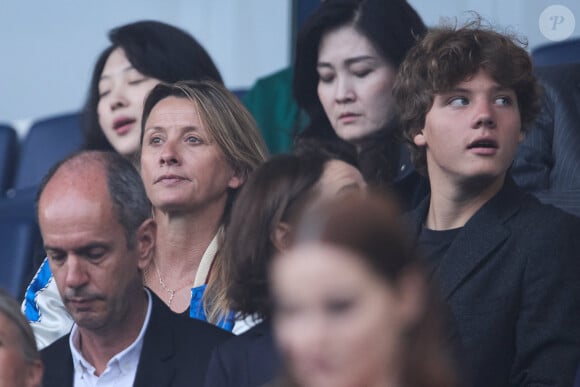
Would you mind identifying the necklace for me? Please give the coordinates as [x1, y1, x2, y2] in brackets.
[154, 261, 176, 306]
[143, 260, 176, 306]
[145, 260, 196, 307]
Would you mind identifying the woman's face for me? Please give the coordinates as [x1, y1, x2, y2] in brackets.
[317, 25, 397, 142]
[97, 47, 160, 157]
[140, 96, 242, 214]
[272, 243, 408, 387]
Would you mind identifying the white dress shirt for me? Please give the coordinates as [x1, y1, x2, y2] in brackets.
[69, 289, 152, 387]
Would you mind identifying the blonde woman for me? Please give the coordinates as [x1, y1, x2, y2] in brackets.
[139, 80, 267, 329]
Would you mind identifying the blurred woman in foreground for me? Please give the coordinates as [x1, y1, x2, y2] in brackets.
[270, 192, 457, 387]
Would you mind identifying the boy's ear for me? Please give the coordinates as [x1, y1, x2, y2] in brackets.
[413, 129, 427, 147]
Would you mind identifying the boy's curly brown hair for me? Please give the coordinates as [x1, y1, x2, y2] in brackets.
[393, 17, 541, 175]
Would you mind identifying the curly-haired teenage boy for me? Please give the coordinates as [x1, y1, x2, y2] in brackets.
[393, 19, 580, 387]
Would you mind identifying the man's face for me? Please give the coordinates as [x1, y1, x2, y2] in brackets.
[39, 169, 150, 332]
[414, 69, 523, 190]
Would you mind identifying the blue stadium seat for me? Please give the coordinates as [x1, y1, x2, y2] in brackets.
[231, 88, 248, 101]
[532, 37, 580, 67]
[0, 124, 18, 196]
[12, 112, 83, 192]
[0, 216, 42, 299]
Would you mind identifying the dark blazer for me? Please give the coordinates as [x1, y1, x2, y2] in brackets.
[512, 63, 580, 216]
[41, 291, 232, 387]
[204, 320, 280, 387]
[410, 178, 580, 387]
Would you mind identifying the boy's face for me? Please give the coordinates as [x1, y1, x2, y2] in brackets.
[413, 69, 523, 190]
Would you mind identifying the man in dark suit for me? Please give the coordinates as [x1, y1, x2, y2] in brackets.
[512, 63, 580, 216]
[393, 20, 580, 387]
[37, 150, 231, 387]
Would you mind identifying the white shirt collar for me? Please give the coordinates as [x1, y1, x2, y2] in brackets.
[69, 289, 152, 386]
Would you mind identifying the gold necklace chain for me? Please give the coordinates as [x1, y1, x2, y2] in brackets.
[144, 260, 195, 307]
[153, 261, 176, 306]
[143, 260, 176, 306]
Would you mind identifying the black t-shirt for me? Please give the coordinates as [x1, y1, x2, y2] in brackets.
[418, 225, 462, 276]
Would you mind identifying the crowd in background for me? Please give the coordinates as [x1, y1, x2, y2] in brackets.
[1, 0, 580, 386]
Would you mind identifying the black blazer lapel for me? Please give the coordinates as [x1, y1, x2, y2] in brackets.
[436, 212, 510, 299]
[411, 179, 522, 300]
[439, 180, 524, 299]
[133, 293, 176, 387]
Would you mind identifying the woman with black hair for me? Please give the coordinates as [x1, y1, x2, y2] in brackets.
[82, 20, 222, 160]
[293, 0, 429, 209]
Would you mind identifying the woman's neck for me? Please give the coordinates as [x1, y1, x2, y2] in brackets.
[152, 205, 223, 274]
[144, 204, 224, 312]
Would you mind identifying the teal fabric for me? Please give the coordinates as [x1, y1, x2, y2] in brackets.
[243, 67, 307, 154]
